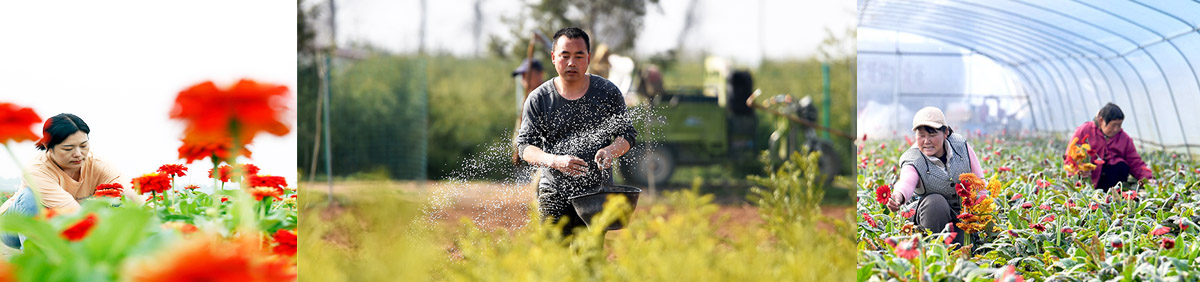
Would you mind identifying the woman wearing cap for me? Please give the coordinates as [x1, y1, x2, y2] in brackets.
[886, 107, 984, 244]
[1066, 103, 1154, 192]
[0, 113, 135, 249]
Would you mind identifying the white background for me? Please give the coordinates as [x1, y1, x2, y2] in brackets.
[0, 1, 297, 190]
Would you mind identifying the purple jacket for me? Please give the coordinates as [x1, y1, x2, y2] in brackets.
[1067, 121, 1153, 185]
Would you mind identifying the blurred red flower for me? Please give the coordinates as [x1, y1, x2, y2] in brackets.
[248, 187, 283, 202]
[61, 213, 98, 241]
[157, 164, 188, 178]
[178, 137, 252, 164]
[996, 265, 1025, 282]
[1029, 223, 1046, 232]
[94, 183, 123, 198]
[132, 173, 171, 194]
[862, 213, 877, 228]
[247, 175, 287, 190]
[162, 221, 198, 234]
[170, 79, 290, 152]
[184, 185, 200, 190]
[0, 103, 42, 144]
[130, 235, 295, 282]
[209, 164, 261, 183]
[1151, 226, 1171, 236]
[271, 229, 297, 257]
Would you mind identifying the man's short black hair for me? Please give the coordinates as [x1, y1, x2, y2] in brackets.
[552, 27, 590, 54]
[1097, 102, 1124, 123]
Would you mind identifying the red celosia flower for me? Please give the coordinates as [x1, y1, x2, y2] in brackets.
[170, 79, 291, 153]
[875, 184, 891, 205]
[1161, 237, 1176, 249]
[1151, 226, 1171, 236]
[862, 213, 878, 228]
[271, 229, 297, 257]
[184, 185, 200, 190]
[248, 187, 283, 201]
[61, 213, 98, 241]
[178, 137, 252, 164]
[94, 183, 124, 198]
[157, 164, 188, 178]
[132, 173, 172, 194]
[0, 103, 42, 144]
[130, 235, 296, 282]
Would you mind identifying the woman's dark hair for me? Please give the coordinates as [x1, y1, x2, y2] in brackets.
[35, 113, 89, 151]
[1096, 102, 1124, 124]
[915, 125, 953, 136]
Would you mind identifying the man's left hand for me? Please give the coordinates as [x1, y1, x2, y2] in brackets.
[595, 148, 615, 170]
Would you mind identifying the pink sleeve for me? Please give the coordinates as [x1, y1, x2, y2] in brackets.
[1123, 136, 1153, 180]
[967, 143, 984, 178]
[895, 165, 919, 203]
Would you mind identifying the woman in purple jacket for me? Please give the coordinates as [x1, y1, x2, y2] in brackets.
[1067, 103, 1155, 191]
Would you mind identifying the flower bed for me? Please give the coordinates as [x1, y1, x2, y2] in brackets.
[857, 134, 1200, 281]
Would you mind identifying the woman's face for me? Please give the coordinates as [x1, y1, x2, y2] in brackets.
[915, 128, 946, 157]
[49, 131, 89, 171]
[1098, 118, 1123, 138]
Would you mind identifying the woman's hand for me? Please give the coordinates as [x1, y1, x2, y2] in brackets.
[887, 193, 904, 212]
[551, 154, 589, 177]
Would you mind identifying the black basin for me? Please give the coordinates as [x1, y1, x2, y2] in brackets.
[568, 185, 642, 230]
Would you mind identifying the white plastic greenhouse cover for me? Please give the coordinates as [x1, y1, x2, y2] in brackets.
[856, 0, 1200, 157]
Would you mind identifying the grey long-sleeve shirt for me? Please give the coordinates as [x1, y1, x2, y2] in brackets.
[516, 74, 637, 213]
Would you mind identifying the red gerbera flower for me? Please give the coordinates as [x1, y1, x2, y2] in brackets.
[184, 185, 200, 190]
[0, 103, 42, 144]
[1123, 190, 1137, 201]
[1039, 204, 1051, 211]
[901, 209, 915, 218]
[943, 231, 957, 245]
[957, 213, 975, 220]
[1089, 203, 1099, 211]
[1042, 215, 1055, 223]
[61, 213, 98, 241]
[209, 164, 261, 183]
[157, 164, 188, 178]
[1111, 238, 1123, 248]
[995, 265, 1026, 282]
[1010, 193, 1022, 201]
[862, 213, 878, 228]
[132, 173, 172, 194]
[1030, 223, 1046, 232]
[998, 166, 1011, 172]
[875, 184, 891, 205]
[892, 237, 920, 260]
[271, 229, 297, 257]
[1061, 227, 1074, 233]
[1161, 237, 1176, 249]
[1151, 226, 1171, 236]
[1021, 203, 1032, 209]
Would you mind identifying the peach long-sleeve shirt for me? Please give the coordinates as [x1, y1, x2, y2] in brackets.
[0, 152, 132, 214]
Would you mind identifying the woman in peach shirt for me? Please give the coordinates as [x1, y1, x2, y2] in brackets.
[1, 113, 134, 249]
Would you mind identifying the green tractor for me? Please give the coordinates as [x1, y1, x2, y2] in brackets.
[619, 58, 845, 188]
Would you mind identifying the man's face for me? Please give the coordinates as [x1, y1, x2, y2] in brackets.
[523, 69, 543, 90]
[551, 36, 589, 83]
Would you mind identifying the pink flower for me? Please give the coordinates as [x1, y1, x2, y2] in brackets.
[1151, 226, 1171, 236]
[1042, 215, 1055, 223]
[1021, 203, 1033, 209]
[862, 213, 878, 228]
[1039, 204, 1051, 211]
[1061, 227, 1074, 233]
[943, 232, 957, 245]
[1010, 193, 1022, 201]
[901, 209, 915, 219]
[1030, 223, 1046, 232]
[1111, 238, 1123, 248]
[1089, 203, 1099, 211]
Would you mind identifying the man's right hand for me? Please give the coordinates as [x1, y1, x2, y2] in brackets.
[887, 193, 904, 212]
[551, 155, 589, 177]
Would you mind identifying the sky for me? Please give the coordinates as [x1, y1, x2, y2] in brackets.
[0, 1, 297, 190]
[319, 0, 857, 65]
